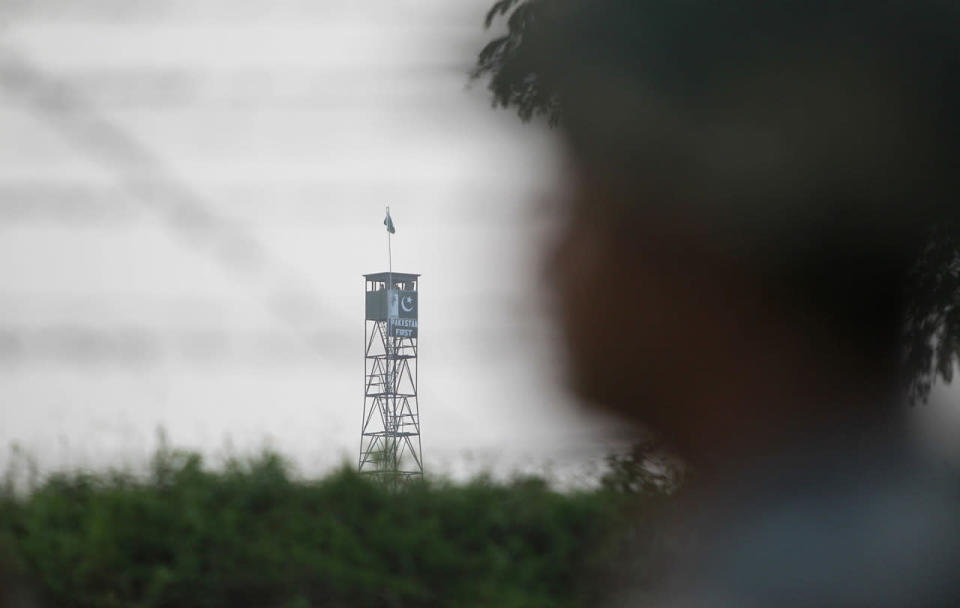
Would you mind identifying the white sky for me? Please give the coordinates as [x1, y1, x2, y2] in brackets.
[0, 0, 628, 481]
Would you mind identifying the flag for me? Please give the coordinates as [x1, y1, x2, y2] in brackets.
[384, 207, 396, 234]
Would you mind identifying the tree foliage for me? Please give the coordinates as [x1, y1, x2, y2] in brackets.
[471, 0, 560, 124]
[0, 448, 671, 608]
[903, 226, 960, 402]
[600, 440, 684, 497]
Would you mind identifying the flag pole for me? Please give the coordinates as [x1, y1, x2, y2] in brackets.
[386, 206, 394, 474]
[386, 206, 392, 284]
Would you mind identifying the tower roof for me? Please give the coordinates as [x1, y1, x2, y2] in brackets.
[363, 272, 420, 282]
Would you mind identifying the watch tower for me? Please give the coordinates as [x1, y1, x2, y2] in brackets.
[359, 271, 422, 480]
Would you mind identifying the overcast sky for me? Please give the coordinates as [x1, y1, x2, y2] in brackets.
[0, 0, 633, 481]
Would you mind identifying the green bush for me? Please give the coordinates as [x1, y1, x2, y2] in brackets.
[0, 449, 655, 608]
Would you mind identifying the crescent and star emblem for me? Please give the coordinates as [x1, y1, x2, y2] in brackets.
[401, 295, 415, 313]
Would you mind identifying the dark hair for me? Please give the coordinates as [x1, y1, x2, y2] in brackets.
[478, 0, 960, 392]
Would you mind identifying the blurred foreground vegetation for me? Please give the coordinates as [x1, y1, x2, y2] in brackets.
[0, 445, 674, 607]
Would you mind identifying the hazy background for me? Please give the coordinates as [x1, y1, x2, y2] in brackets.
[2, 0, 957, 482]
[0, 0, 632, 481]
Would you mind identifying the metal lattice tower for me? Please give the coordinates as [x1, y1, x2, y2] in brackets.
[359, 272, 422, 481]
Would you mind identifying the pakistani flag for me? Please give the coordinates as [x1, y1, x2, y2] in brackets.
[384, 207, 396, 234]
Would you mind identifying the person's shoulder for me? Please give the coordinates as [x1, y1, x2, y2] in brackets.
[664, 438, 960, 607]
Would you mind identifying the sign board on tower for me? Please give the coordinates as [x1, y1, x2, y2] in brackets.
[387, 289, 417, 338]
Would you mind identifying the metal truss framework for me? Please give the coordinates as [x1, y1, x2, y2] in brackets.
[359, 279, 422, 481]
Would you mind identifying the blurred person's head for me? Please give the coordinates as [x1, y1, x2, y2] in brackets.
[515, 0, 960, 467]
